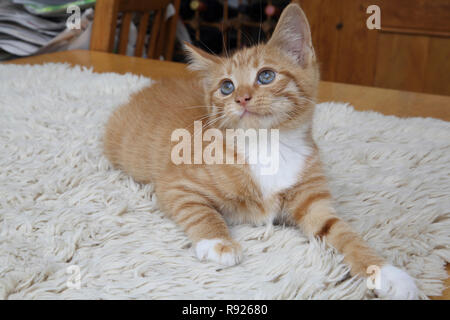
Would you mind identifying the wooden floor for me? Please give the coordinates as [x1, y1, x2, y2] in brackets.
[4, 50, 449, 299]
[6, 50, 450, 122]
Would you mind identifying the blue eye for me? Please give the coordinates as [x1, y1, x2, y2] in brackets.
[257, 70, 276, 85]
[220, 80, 234, 95]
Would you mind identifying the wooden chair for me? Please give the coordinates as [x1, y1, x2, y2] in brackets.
[90, 0, 181, 60]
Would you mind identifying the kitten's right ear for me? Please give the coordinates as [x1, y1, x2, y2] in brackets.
[184, 42, 220, 72]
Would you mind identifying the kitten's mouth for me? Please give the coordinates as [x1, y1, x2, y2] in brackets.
[240, 109, 260, 119]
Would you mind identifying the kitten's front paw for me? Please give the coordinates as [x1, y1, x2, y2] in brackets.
[195, 238, 242, 266]
[374, 265, 419, 300]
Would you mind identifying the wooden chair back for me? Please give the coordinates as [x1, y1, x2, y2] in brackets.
[90, 0, 180, 60]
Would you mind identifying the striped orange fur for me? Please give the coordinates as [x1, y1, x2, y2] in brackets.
[104, 4, 419, 298]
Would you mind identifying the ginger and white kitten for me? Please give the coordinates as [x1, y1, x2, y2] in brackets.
[104, 4, 419, 299]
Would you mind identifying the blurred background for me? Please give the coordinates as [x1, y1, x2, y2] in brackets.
[1, 0, 449, 96]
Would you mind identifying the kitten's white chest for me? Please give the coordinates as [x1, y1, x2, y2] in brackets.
[248, 127, 312, 199]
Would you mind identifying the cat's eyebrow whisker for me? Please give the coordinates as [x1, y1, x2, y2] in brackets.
[196, 40, 230, 73]
[257, 0, 262, 44]
[241, 29, 255, 47]
[198, 40, 216, 56]
[194, 40, 228, 72]
[221, 23, 229, 59]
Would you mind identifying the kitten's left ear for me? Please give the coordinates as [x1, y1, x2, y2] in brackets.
[267, 4, 315, 66]
[184, 42, 220, 72]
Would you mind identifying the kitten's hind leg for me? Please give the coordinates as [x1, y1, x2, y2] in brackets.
[157, 187, 242, 266]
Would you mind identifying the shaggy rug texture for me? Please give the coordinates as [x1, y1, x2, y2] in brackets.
[0, 63, 449, 300]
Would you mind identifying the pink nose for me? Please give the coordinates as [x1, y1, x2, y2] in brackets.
[236, 94, 252, 106]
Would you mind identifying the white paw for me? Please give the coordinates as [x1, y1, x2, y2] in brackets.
[374, 265, 419, 300]
[195, 238, 242, 266]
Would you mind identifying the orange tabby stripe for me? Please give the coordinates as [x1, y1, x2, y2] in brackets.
[293, 191, 331, 221]
[315, 217, 339, 238]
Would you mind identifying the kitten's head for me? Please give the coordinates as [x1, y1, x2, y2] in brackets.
[184, 4, 319, 130]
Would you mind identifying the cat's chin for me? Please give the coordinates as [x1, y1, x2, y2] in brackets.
[240, 109, 260, 119]
[235, 114, 277, 130]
